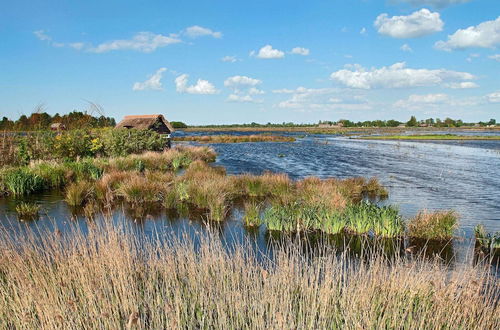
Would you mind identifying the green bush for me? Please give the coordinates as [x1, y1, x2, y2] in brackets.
[101, 129, 165, 157]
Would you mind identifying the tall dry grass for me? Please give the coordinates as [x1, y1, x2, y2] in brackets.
[0, 224, 498, 328]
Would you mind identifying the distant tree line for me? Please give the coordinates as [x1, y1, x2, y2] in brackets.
[321, 117, 497, 128]
[404, 116, 497, 128]
[0, 111, 116, 131]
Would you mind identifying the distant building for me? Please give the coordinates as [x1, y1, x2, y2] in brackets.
[115, 114, 174, 135]
[397, 124, 406, 128]
[50, 123, 66, 131]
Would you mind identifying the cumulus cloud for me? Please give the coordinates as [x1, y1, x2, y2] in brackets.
[90, 32, 181, 53]
[175, 74, 218, 94]
[445, 81, 479, 89]
[394, 92, 483, 110]
[487, 91, 500, 103]
[489, 54, 500, 62]
[227, 94, 262, 103]
[274, 87, 371, 111]
[252, 45, 285, 59]
[290, 47, 310, 56]
[184, 25, 222, 39]
[330, 62, 475, 89]
[395, 0, 471, 9]
[224, 76, 261, 89]
[224, 75, 264, 103]
[374, 9, 443, 38]
[400, 43, 413, 52]
[435, 17, 500, 50]
[133, 68, 167, 91]
[360, 27, 367, 35]
[221, 55, 238, 63]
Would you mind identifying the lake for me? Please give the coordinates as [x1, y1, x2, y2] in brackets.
[1, 131, 499, 265]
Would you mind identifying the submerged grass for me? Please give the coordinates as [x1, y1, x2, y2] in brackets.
[0, 224, 498, 329]
[15, 202, 40, 220]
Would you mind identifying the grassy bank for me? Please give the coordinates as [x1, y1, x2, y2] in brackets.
[173, 134, 296, 143]
[0, 224, 498, 328]
[358, 134, 500, 141]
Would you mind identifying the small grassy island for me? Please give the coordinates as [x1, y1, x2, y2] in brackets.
[173, 134, 296, 143]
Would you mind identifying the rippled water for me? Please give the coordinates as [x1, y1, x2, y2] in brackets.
[1, 131, 499, 245]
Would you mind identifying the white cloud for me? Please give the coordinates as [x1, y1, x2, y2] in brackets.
[248, 87, 265, 95]
[175, 74, 218, 94]
[435, 17, 500, 51]
[253, 45, 285, 59]
[69, 42, 85, 50]
[400, 43, 413, 52]
[133, 68, 167, 91]
[224, 75, 261, 89]
[374, 9, 443, 38]
[34, 30, 51, 41]
[330, 62, 475, 89]
[396, 0, 471, 9]
[224, 75, 264, 103]
[445, 81, 479, 89]
[90, 32, 181, 53]
[227, 94, 262, 103]
[274, 87, 371, 111]
[487, 91, 500, 103]
[360, 27, 367, 35]
[489, 54, 500, 62]
[272, 88, 296, 94]
[290, 47, 310, 56]
[184, 25, 222, 39]
[394, 92, 483, 110]
[394, 93, 449, 109]
[221, 56, 237, 63]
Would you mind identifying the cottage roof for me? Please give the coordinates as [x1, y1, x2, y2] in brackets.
[115, 114, 174, 132]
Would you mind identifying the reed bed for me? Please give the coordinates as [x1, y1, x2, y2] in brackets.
[15, 202, 40, 220]
[407, 210, 458, 241]
[173, 134, 296, 143]
[0, 146, 216, 197]
[475, 225, 500, 254]
[0, 224, 498, 329]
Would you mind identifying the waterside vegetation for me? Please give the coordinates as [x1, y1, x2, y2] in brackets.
[173, 134, 296, 143]
[0, 225, 498, 329]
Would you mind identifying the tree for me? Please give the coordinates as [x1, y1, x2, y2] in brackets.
[488, 119, 496, 126]
[406, 116, 417, 127]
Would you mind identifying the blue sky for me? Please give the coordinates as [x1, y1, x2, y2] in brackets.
[0, 0, 499, 124]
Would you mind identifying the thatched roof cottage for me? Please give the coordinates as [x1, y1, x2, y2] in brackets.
[115, 114, 174, 135]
